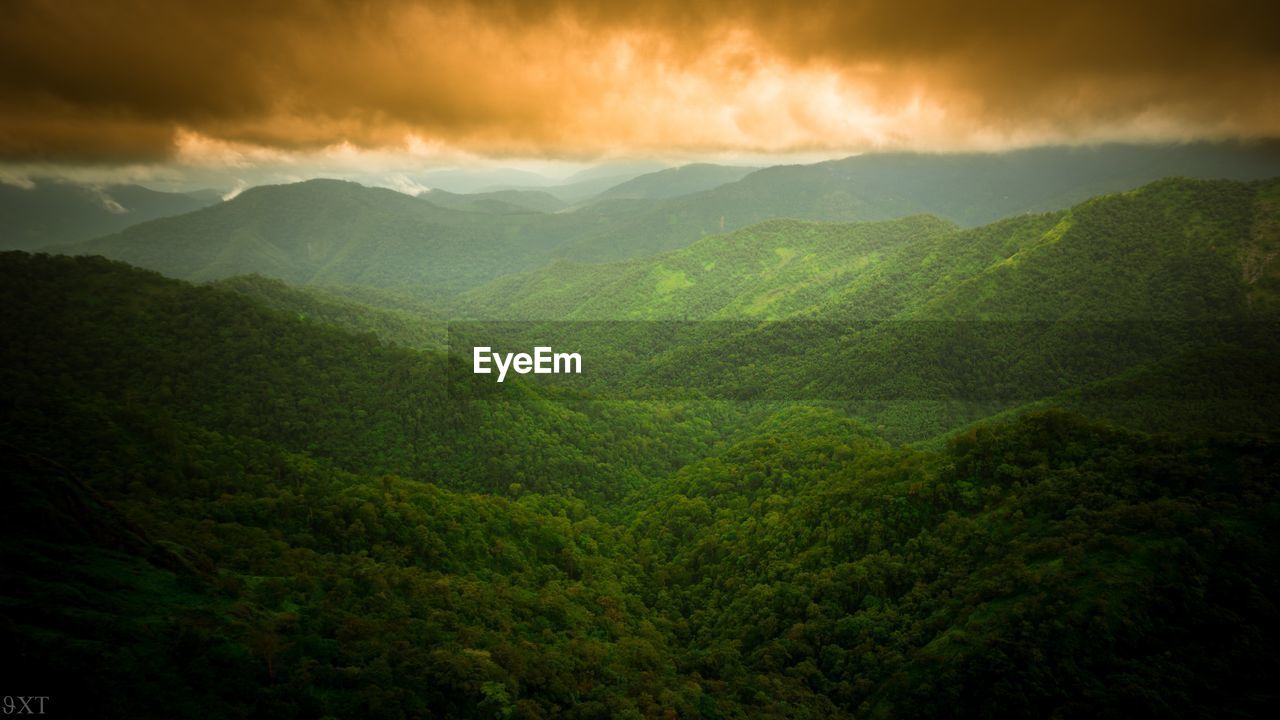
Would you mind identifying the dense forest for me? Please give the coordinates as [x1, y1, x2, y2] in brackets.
[2, 162, 1279, 718]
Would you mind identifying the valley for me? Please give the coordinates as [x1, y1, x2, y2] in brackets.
[3, 147, 1279, 719]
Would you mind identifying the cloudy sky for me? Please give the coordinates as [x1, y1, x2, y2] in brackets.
[2, 0, 1277, 190]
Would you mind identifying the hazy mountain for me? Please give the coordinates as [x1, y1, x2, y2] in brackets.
[0, 179, 219, 250]
[491, 173, 663, 203]
[71, 179, 577, 301]
[69, 177, 692, 300]
[593, 163, 757, 201]
[417, 167, 553, 193]
[475, 161, 672, 202]
[415, 163, 669, 198]
[550, 142, 1280, 261]
[418, 188, 568, 214]
[67, 144, 1280, 303]
[561, 161, 669, 184]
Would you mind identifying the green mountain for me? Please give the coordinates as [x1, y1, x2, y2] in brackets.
[211, 274, 448, 350]
[461, 177, 1280, 321]
[0, 179, 218, 250]
[457, 214, 957, 320]
[68, 175, 1280, 443]
[0, 252, 732, 501]
[456, 178, 1280, 440]
[67, 144, 1280, 303]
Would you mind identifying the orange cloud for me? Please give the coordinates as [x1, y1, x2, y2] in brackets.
[1, 0, 1277, 163]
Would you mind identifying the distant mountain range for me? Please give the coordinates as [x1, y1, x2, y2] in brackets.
[416, 161, 669, 201]
[66, 143, 1280, 304]
[545, 142, 1280, 261]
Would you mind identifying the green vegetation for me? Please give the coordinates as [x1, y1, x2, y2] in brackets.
[0, 254, 731, 502]
[212, 274, 448, 351]
[458, 215, 958, 320]
[453, 178, 1280, 441]
[3, 165, 1280, 717]
[462, 177, 1280, 320]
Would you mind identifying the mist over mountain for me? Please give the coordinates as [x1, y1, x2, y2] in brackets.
[0, 179, 219, 250]
[562, 162, 670, 184]
[416, 167, 555, 193]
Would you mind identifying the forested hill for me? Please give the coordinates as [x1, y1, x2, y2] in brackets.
[459, 176, 1280, 320]
[211, 274, 448, 351]
[0, 252, 728, 502]
[450, 177, 1280, 442]
[2, 250, 1279, 717]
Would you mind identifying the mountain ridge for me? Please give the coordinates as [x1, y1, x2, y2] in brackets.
[64, 144, 1280, 302]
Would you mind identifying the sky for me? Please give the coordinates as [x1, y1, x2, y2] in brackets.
[1, 0, 1278, 190]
